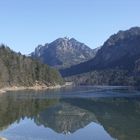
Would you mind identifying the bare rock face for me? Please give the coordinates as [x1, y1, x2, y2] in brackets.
[31, 37, 98, 68]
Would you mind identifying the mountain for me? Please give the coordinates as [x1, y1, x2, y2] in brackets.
[60, 27, 140, 78]
[31, 37, 98, 68]
[0, 44, 63, 88]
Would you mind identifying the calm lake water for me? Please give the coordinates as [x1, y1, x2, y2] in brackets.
[0, 86, 140, 140]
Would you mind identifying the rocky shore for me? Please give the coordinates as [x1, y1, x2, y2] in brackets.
[0, 138, 8, 140]
[0, 85, 62, 93]
[0, 82, 73, 93]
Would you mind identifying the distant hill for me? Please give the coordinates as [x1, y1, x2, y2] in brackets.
[0, 44, 63, 88]
[61, 27, 140, 86]
[31, 37, 98, 68]
[61, 27, 140, 76]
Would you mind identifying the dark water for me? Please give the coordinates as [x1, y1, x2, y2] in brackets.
[0, 86, 140, 140]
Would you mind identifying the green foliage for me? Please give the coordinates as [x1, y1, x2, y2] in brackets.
[0, 45, 64, 88]
[65, 69, 138, 86]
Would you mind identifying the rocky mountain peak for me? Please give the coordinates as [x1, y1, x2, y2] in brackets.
[31, 37, 98, 68]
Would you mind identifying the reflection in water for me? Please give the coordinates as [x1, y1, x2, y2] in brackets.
[34, 101, 97, 134]
[64, 98, 140, 140]
[0, 87, 139, 140]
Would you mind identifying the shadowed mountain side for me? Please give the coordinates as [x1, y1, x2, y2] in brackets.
[60, 27, 140, 77]
[64, 70, 136, 86]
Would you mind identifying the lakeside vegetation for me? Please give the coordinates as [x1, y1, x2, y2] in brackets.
[0, 44, 64, 89]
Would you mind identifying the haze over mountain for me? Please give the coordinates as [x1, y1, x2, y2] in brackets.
[31, 37, 99, 68]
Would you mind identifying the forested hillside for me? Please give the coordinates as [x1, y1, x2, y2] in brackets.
[0, 44, 63, 88]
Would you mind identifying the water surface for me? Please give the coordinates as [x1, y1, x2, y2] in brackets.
[0, 86, 140, 140]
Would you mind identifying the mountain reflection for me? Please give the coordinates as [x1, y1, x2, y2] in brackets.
[0, 91, 140, 140]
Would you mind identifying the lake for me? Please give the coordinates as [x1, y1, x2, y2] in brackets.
[0, 86, 140, 140]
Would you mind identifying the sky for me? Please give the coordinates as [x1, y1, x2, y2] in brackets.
[0, 0, 140, 54]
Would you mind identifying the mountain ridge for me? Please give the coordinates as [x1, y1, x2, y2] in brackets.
[60, 27, 140, 77]
[60, 27, 140, 86]
[31, 37, 99, 68]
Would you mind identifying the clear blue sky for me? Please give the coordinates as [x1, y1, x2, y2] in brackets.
[0, 0, 140, 54]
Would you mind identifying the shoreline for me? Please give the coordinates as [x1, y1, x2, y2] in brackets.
[0, 138, 7, 140]
[0, 82, 73, 93]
